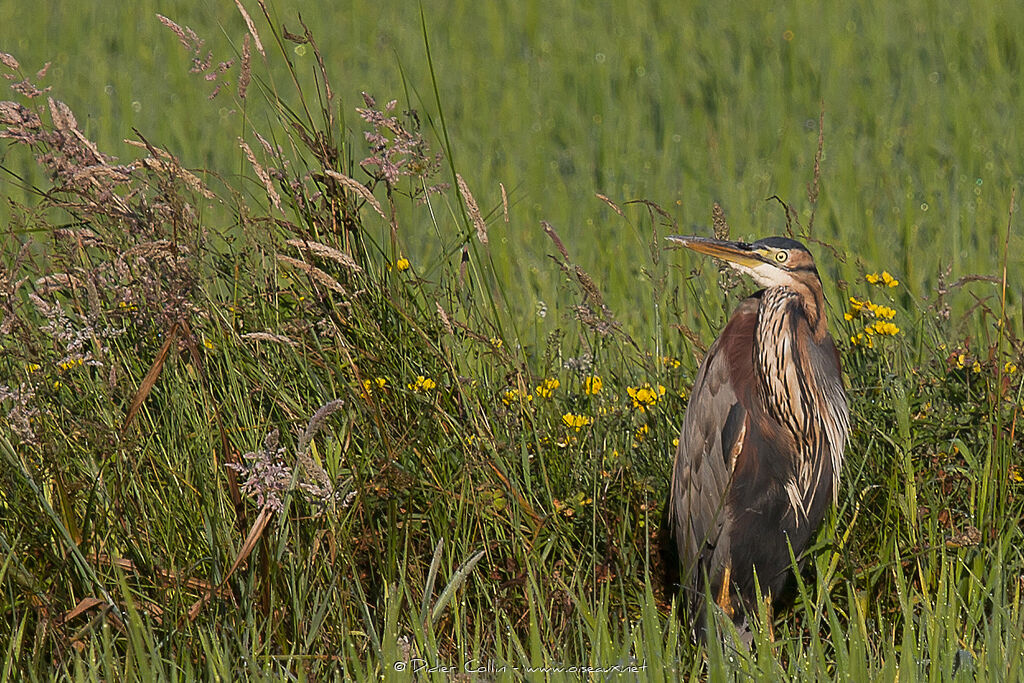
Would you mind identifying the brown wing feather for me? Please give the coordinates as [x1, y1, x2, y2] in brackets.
[668, 296, 759, 615]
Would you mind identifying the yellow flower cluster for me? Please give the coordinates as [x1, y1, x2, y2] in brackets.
[535, 377, 560, 399]
[395, 257, 411, 272]
[562, 413, 593, 431]
[867, 320, 900, 336]
[865, 271, 899, 287]
[584, 375, 603, 395]
[634, 423, 650, 444]
[407, 375, 436, 392]
[58, 358, 84, 371]
[627, 383, 665, 411]
[502, 387, 533, 405]
[847, 296, 900, 346]
[845, 297, 896, 321]
[662, 356, 681, 369]
[360, 376, 388, 399]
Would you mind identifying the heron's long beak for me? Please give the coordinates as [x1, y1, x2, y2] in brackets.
[666, 235, 765, 269]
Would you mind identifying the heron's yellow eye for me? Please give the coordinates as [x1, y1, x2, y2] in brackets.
[775, 251, 788, 263]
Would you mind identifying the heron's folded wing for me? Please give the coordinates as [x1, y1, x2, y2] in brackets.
[668, 297, 758, 586]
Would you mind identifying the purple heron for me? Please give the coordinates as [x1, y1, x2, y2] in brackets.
[665, 235, 849, 643]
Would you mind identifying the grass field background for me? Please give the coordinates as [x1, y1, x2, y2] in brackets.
[1, 0, 1022, 679]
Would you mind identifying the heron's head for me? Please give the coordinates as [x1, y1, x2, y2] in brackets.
[667, 235, 820, 291]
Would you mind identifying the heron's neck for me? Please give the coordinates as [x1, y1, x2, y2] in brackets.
[754, 285, 840, 519]
[754, 287, 811, 438]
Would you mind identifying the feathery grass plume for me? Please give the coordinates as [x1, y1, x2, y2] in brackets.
[276, 254, 346, 294]
[356, 92, 443, 192]
[596, 192, 625, 217]
[436, 302, 454, 335]
[324, 169, 386, 220]
[0, 383, 39, 445]
[296, 399, 344, 482]
[130, 146, 214, 198]
[156, 13, 198, 49]
[0, 101, 40, 128]
[232, 0, 265, 57]
[241, 331, 296, 347]
[237, 33, 251, 99]
[229, 429, 290, 512]
[34, 273, 82, 294]
[540, 220, 570, 261]
[456, 173, 488, 244]
[285, 238, 363, 272]
[0, 52, 19, 70]
[46, 97, 77, 134]
[712, 201, 729, 239]
[500, 182, 509, 222]
[232, 404, 347, 513]
[542, 220, 627, 341]
[239, 138, 282, 212]
[157, 12, 235, 98]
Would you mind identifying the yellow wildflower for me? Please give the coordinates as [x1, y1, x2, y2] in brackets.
[955, 354, 966, 369]
[634, 423, 650, 445]
[503, 388, 533, 405]
[1005, 361, 1018, 375]
[662, 356, 681, 369]
[868, 320, 900, 336]
[972, 361, 982, 374]
[850, 332, 874, 348]
[627, 383, 666, 411]
[584, 375, 603, 395]
[395, 257, 411, 272]
[1009, 465, 1023, 484]
[489, 337, 503, 349]
[847, 297, 896, 322]
[535, 377, 560, 399]
[866, 271, 899, 287]
[58, 358, 84, 372]
[562, 413, 593, 432]
[27, 363, 41, 373]
[360, 377, 388, 399]
[873, 304, 896, 320]
[407, 375, 436, 392]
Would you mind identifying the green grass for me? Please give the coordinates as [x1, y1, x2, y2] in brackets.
[1, 0, 1023, 680]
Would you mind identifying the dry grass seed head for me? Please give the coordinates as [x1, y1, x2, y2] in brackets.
[456, 173, 488, 244]
[239, 138, 282, 212]
[276, 254, 346, 294]
[285, 238, 362, 272]
[238, 34, 251, 100]
[241, 331, 296, 347]
[323, 169, 386, 220]
[233, 0, 266, 57]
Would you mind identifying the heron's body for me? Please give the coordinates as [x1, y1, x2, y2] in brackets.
[666, 235, 849, 642]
